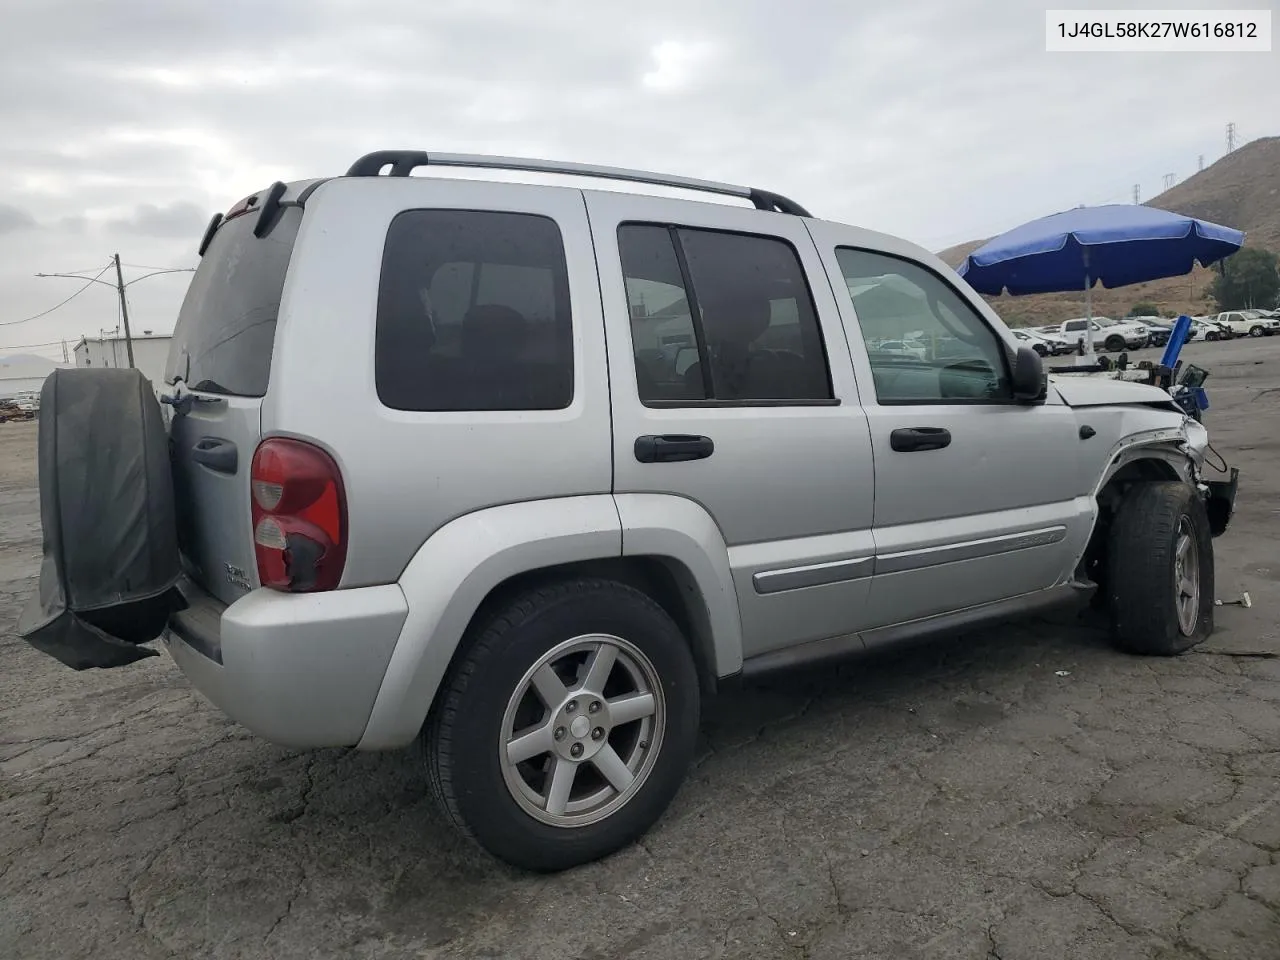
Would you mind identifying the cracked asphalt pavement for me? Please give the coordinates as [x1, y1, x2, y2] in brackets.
[3, 337, 1280, 959]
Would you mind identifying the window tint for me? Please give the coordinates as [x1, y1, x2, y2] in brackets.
[836, 248, 1011, 404]
[618, 224, 832, 404]
[166, 206, 302, 396]
[375, 210, 573, 411]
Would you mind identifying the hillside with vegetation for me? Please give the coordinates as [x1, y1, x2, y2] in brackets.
[939, 136, 1280, 327]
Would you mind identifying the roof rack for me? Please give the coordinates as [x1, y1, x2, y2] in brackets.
[344, 150, 812, 218]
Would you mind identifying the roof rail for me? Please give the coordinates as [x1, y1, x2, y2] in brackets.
[344, 150, 812, 217]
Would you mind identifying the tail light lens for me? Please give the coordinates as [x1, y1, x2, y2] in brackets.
[250, 438, 347, 592]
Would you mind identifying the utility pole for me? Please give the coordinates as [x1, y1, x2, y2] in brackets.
[111, 253, 136, 368]
[1198, 154, 1204, 172]
[1132, 184, 1140, 203]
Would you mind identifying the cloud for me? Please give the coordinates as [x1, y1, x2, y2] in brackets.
[0, 203, 37, 234]
[642, 40, 720, 92]
[107, 201, 207, 239]
[0, 0, 1273, 359]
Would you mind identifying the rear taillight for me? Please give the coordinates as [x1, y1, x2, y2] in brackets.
[250, 438, 347, 592]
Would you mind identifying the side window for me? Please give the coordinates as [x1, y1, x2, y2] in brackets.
[835, 248, 1012, 404]
[617, 224, 832, 404]
[375, 210, 573, 411]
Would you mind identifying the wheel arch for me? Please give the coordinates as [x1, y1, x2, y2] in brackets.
[1078, 447, 1193, 590]
[357, 494, 740, 750]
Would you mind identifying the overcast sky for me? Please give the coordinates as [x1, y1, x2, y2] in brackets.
[1, 0, 1273, 361]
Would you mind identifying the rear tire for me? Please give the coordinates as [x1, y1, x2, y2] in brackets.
[423, 578, 700, 872]
[1107, 481, 1213, 656]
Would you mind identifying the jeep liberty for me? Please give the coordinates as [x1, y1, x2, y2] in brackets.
[23, 151, 1238, 872]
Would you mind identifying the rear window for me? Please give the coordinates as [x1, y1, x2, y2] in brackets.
[165, 206, 302, 396]
[374, 209, 573, 412]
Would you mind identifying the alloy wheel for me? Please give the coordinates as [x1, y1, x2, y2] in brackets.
[499, 634, 665, 828]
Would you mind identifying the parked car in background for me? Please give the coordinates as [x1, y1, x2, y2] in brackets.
[868, 338, 928, 360]
[1187, 319, 1225, 342]
[1011, 327, 1067, 356]
[1215, 310, 1279, 338]
[1048, 316, 1149, 352]
[1192, 316, 1232, 340]
[1125, 316, 1171, 347]
[1095, 316, 1151, 350]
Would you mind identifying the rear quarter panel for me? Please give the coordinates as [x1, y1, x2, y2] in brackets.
[263, 177, 613, 588]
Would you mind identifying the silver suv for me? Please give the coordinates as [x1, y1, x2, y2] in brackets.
[48, 151, 1241, 871]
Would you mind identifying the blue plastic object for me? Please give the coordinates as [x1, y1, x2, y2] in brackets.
[1160, 314, 1194, 369]
[957, 205, 1244, 296]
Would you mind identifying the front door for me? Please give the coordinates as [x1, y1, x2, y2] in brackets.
[807, 222, 1092, 631]
[586, 191, 877, 660]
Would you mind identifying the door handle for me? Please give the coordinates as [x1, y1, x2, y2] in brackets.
[634, 434, 715, 463]
[889, 427, 951, 453]
[191, 437, 239, 474]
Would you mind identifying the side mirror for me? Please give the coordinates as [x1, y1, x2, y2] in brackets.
[1011, 345, 1047, 404]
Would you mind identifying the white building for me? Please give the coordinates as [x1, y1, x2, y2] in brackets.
[73, 332, 173, 395]
[0, 353, 71, 399]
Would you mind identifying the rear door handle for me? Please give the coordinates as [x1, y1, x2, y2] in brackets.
[890, 427, 951, 453]
[634, 434, 715, 463]
[191, 437, 239, 474]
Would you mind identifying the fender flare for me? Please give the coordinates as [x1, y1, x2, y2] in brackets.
[615, 493, 743, 681]
[357, 495, 623, 749]
[356, 494, 743, 750]
[1092, 427, 1196, 498]
[1067, 426, 1198, 575]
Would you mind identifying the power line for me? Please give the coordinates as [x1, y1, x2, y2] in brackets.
[0, 262, 112, 327]
[0, 339, 68, 352]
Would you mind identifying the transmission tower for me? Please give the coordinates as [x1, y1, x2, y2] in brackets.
[1198, 155, 1204, 172]
[1133, 183, 1141, 204]
[1226, 122, 1237, 152]
[1162, 173, 1176, 190]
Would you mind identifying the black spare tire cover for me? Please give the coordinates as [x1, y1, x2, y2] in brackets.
[18, 367, 183, 669]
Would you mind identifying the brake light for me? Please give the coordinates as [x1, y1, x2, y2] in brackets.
[224, 192, 259, 222]
[250, 438, 347, 592]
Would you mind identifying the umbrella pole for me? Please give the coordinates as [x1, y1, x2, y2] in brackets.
[1082, 251, 1097, 364]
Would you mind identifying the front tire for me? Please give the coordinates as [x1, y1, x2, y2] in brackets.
[1249, 325, 1265, 338]
[1105, 335, 1127, 352]
[1206, 331, 1220, 342]
[423, 578, 700, 872]
[1107, 481, 1214, 656]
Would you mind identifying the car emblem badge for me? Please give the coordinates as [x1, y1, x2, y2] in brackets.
[224, 563, 252, 590]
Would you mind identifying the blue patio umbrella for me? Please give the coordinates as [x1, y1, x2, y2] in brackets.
[956, 204, 1245, 298]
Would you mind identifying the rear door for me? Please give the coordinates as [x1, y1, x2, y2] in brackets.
[587, 191, 877, 661]
[166, 196, 303, 605]
[806, 222, 1092, 630]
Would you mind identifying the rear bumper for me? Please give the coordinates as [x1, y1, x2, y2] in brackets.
[163, 578, 408, 748]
